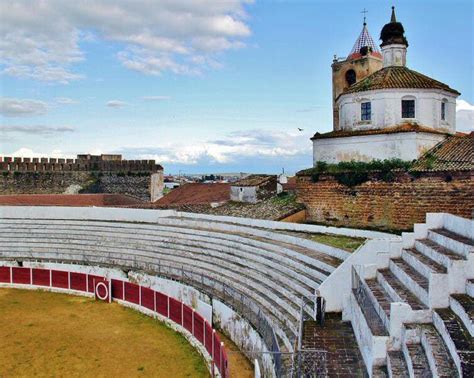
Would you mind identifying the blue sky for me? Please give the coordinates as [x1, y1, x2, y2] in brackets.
[1, 0, 473, 174]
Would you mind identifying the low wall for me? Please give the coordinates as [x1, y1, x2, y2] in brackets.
[0, 263, 228, 377]
[296, 171, 473, 232]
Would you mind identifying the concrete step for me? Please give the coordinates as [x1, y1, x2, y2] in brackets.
[0, 221, 330, 283]
[420, 325, 458, 378]
[389, 259, 429, 307]
[433, 308, 474, 377]
[427, 229, 473, 259]
[401, 248, 447, 279]
[467, 279, 474, 298]
[403, 343, 432, 378]
[387, 350, 409, 378]
[450, 294, 474, 338]
[414, 239, 465, 269]
[365, 278, 392, 332]
[377, 269, 427, 311]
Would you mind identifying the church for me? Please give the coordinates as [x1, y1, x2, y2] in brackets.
[312, 7, 460, 164]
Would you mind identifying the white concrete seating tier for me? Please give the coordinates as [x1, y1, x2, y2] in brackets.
[0, 216, 346, 349]
[347, 213, 473, 377]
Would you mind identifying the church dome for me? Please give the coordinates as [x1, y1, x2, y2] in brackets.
[380, 6, 408, 47]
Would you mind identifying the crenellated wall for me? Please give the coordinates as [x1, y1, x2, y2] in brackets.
[0, 156, 161, 173]
[0, 156, 163, 201]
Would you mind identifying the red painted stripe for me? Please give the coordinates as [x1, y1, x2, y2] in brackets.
[52, 270, 69, 289]
[0, 267, 11, 283]
[140, 287, 154, 311]
[12, 267, 31, 284]
[32, 268, 50, 286]
[70, 272, 87, 291]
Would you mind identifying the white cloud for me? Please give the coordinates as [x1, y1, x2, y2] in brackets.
[0, 0, 253, 82]
[120, 128, 311, 165]
[106, 100, 127, 108]
[0, 125, 74, 136]
[9, 147, 70, 159]
[0, 98, 48, 117]
[456, 99, 474, 133]
[55, 97, 79, 105]
[142, 95, 171, 101]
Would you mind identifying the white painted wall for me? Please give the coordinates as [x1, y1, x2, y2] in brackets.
[337, 88, 457, 133]
[313, 131, 446, 163]
[230, 186, 257, 203]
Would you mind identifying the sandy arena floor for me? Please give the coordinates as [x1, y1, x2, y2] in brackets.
[0, 288, 209, 377]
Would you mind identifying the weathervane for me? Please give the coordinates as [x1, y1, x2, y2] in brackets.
[361, 8, 368, 25]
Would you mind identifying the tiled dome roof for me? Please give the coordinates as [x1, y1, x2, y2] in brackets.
[339, 66, 460, 98]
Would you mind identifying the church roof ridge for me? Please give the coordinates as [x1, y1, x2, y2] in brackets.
[338, 66, 460, 99]
[348, 22, 380, 59]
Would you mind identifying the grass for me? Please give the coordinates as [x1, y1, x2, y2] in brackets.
[309, 233, 366, 252]
[0, 288, 209, 377]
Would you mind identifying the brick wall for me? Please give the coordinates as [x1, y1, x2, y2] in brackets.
[296, 171, 473, 232]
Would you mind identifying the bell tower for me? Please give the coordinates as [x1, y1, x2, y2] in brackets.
[332, 15, 383, 130]
[380, 6, 409, 67]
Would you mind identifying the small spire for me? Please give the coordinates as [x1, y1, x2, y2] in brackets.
[361, 8, 368, 26]
[391, 6, 397, 23]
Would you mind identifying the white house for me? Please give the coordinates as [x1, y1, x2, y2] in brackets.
[312, 7, 460, 164]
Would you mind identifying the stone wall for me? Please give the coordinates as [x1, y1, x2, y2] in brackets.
[0, 171, 154, 201]
[296, 171, 473, 232]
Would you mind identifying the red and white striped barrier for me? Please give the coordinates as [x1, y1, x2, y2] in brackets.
[0, 265, 229, 377]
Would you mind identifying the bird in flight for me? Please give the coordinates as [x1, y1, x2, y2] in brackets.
[297, 128, 304, 131]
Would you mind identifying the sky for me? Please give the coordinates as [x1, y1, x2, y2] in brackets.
[1, 0, 473, 175]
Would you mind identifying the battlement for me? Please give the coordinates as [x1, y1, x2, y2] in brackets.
[0, 155, 163, 173]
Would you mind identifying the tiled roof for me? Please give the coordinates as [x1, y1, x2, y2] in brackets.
[232, 175, 276, 187]
[0, 194, 145, 207]
[154, 183, 230, 205]
[411, 133, 474, 172]
[348, 24, 381, 59]
[339, 66, 460, 98]
[311, 123, 450, 140]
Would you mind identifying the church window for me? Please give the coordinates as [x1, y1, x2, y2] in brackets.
[402, 99, 415, 118]
[345, 70, 356, 87]
[361, 102, 371, 121]
[441, 100, 447, 120]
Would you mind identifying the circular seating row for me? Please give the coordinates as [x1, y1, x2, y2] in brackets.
[0, 214, 345, 350]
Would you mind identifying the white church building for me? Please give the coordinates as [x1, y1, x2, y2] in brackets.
[312, 7, 460, 164]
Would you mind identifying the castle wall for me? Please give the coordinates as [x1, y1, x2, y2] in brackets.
[0, 156, 163, 201]
[296, 171, 473, 232]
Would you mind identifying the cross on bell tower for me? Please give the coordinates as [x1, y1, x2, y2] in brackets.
[361, 8, 368, 25]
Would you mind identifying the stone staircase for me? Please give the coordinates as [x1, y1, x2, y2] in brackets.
[346, 213, 473, 377]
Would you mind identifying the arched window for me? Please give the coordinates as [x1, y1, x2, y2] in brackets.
[401, 96, 416, 118]
[345, 69, 356, 87]
[441, 98, 448, 121]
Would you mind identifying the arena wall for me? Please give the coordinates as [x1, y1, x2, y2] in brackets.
[0, 262, 228, 377]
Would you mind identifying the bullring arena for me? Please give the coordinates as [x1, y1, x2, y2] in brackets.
[0, 206, 472, 377]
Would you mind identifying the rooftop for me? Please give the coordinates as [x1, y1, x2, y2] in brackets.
[232, 175, 276, 187]
[412, 133, 474, 172]
[311, 123, 450, 140]
[154, 183, 230, 206]
[348, 23, 381, 60]
[339, 66, 460, 98]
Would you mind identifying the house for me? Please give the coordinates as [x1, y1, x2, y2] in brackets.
[230, 175, 277, 203]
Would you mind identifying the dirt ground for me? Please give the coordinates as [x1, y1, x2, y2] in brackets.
[0, 288, 208, 377]
[217, 332, 253, 378]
